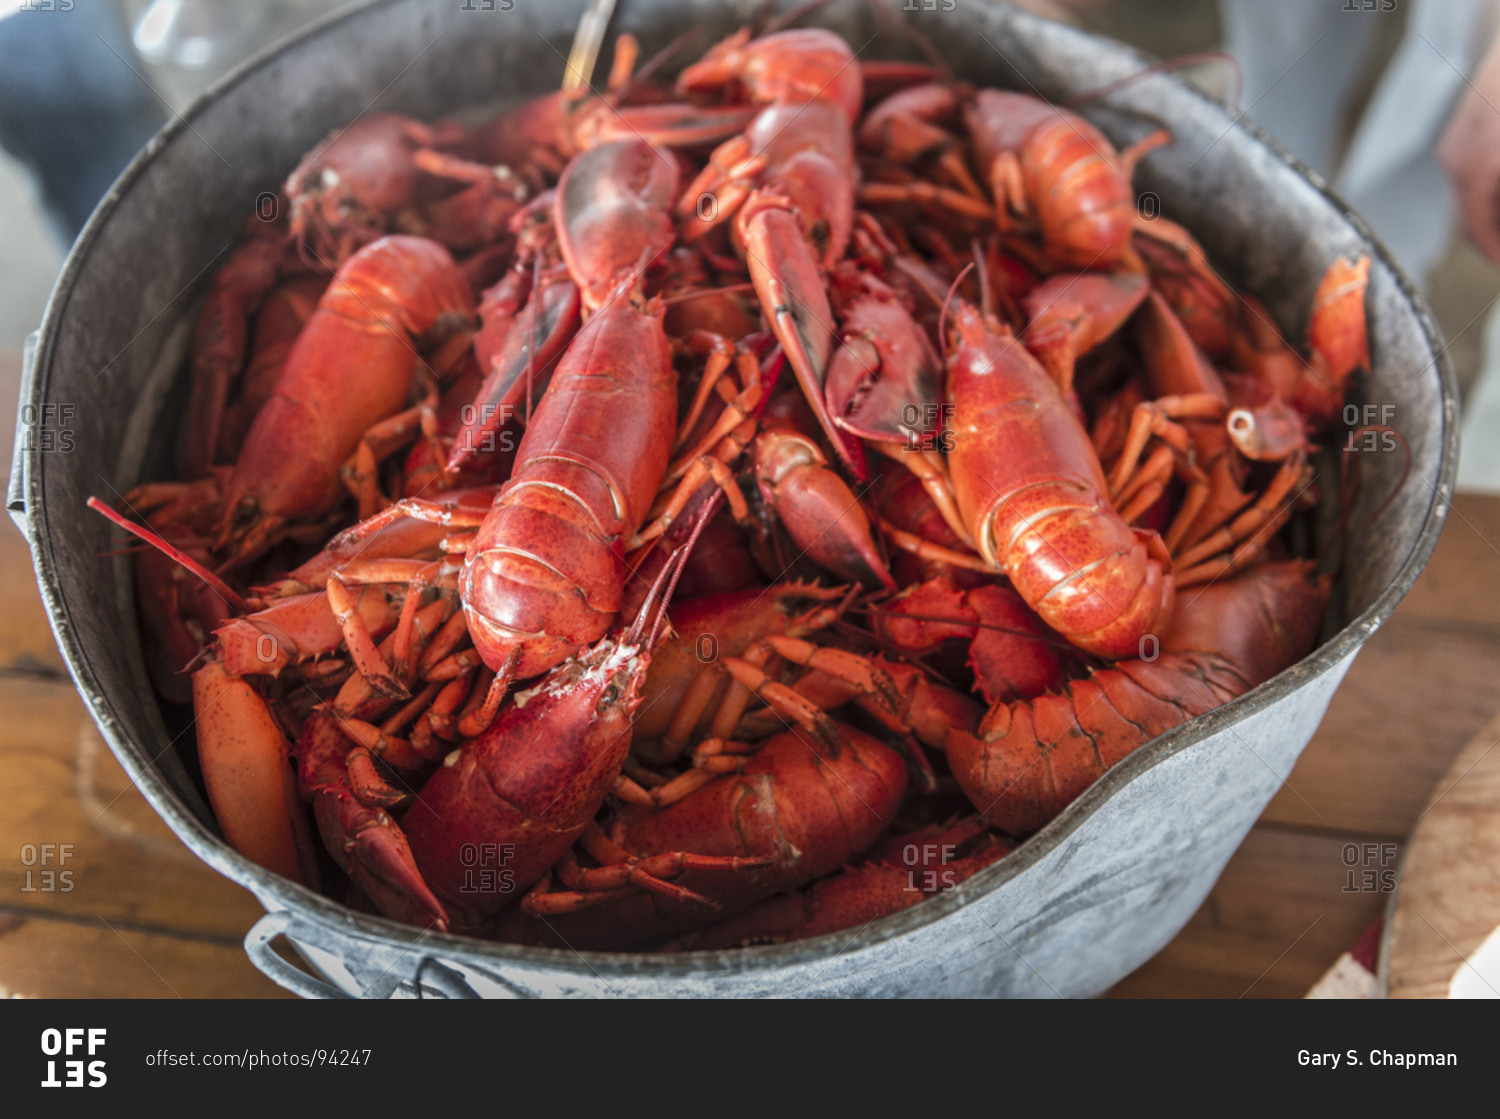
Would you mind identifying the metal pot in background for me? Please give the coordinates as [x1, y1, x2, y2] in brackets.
[10, 0, 1456, 997]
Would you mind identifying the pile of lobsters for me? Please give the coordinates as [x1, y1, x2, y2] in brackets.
[96, 17, 1368, 950]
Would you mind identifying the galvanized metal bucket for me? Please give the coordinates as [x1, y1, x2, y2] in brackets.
[11, 0, 1456, 997]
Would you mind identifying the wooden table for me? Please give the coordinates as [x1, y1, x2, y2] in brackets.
[4, 347, 1495, 998]
[1384, 708, 1500, 998]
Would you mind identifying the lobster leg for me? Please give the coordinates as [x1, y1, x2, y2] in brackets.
[673, 340, 760, 451]
[741, 202, 864, 474]
[1173, 455, 1308, 579]
[652, 632, 902, 766]
[523, 822, 774, 915]
[412, 670, 474, 750]
[876, 513, 996, 576]
[339, 388, 441, 521]
[857, 177, 996, 221]
[1106, 393, 1221, 496]
[326, 577, 410, 700]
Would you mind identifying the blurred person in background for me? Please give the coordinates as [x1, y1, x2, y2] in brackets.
[1222, 0, 1496, 282]
[1032, 0, 1499, 283]
[0, 0, 165, 243]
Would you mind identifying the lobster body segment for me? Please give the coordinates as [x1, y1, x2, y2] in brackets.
[965, 89, 1166, 269]
[946, 561, 1329, 834]
[946, 303, 1173, 659]
[460, 278, 677, 677]
[520, 724, 909, 948]
[218, 235, 473, 561]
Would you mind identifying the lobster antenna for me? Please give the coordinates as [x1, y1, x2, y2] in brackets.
[623, 489, 726, 649]
[562, 0, 619, 94]
[1331, 425, 1411, 576]
[970, 238, 993, 322]
[626, 28, 703, 90]
[1063, 51, 1244, 117]
[872, 0, 952, 81]
[524, 252, 543, 425]
[937, 261, 977, 361]
[87, 496, 252, 614]
[651, 490, 727, 650]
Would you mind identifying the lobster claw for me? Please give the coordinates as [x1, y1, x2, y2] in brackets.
[1307, 253, 1371, 388]
[313, 787, 450, 932]
[823, 274, 943, 452]
[448, 267, 581, 471]
[297, 712, 449, 930]
[752, 424, 897, 592]
[741, 195, 866, 476]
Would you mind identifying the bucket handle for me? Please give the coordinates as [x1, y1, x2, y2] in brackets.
[245, 911, 354, 999]
[246, 910, 482, 999]
[7, 331, 40, 538]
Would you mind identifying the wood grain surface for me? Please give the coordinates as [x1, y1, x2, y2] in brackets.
[3, 346, 1494, 999]
[1385, 709, 1500, 999]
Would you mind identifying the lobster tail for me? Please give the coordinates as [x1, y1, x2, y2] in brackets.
[990, 486, 1174, 660]
[216, 236, 474, 561]
[946, 561, 1329, 834]
[460, 274, 676, 677]
[945, 303, 1173, 659]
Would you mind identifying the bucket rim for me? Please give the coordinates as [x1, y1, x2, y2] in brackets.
[20, 0, 1458, 980]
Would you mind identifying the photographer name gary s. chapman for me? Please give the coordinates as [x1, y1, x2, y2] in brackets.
[1298, 1050, 1458, 1069]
